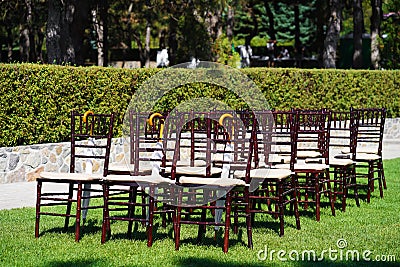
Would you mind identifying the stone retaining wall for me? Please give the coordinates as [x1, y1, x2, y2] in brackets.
[0, 118, 399, 184]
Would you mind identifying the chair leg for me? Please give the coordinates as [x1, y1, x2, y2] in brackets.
[64, 182, 74, 231]
[291, 176, 301, 230]
[175, 206, 182, 251]
[377, 167, 384, 199]
[314, 174, 321, 222]
[197, 209, 207, 242]
[353, 175, 360, 207]
[367, 162, 373, 203]
[245, 189, 253, 249]
[101, 183, 110, 244]
[325, 172, 336, 217]
[141, 189, 147, 227]
[379, 159, 387, 189]
[147, 186, 155, 247]
[233, 204, 239, 234]
[223, 192, 232, 253]
[277, 182, 285, 236]
[75, 183, 82, 242]
[127, 186, 137, 238]
[342, 168, 348, 212]
[35, 181, 42, 238]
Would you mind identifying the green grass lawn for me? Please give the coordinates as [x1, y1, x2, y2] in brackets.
[1, 158, 399, 267]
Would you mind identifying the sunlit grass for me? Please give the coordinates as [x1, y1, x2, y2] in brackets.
[0, 158, 399, 266]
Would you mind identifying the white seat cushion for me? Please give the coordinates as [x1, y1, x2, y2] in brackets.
[39, 172, 99, 181]
[329, 158, 354, 166]
[103, 174, 173, 184]
[294, 163, 329, 171]
[165, 166, 222, 176]
[342, 147, 378, 154]
[297, 150, 321, 158]
[252, 162, 329, 171]
[356, 153, 381, 161]
[176, 159, 207, 167]
[234, 168, 292, 180]
[108, 163, 152, 174]
[178, 176, 245, 186]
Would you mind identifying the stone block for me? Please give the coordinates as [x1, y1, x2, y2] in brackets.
[27, 166, 44, 182]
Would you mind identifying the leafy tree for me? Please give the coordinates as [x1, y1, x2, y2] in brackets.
[0, 0, 46, 63]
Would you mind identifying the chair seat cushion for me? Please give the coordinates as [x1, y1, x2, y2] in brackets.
[329, 158, 354, 166]
[294, 163, 329, 171]
[39, 172, 99, 181]
[234, 168, 293, 180]
[272, 163, 329, 171]
[103, 174, 173, 184]
[165, 166, 222, 176]
[356, 153, 381, 161]
[178, 176, 245, 186]
[176, 159, 207, 167]
[109, 163, 153, 175]
[297, 150, 321, 158]
[342, 147, 377, 154]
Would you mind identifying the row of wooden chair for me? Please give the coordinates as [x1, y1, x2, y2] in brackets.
[35, 107, 386, 253]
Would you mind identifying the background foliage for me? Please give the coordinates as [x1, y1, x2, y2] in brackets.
[0, 63, 399, 147]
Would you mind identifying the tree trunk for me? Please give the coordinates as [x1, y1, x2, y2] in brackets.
[168, 17, 178, 65]
[323, 0, 342, 68]
[265, 2, 276, 40]
[25, 0, 36, 62]
[294, 2, 301, 67]
[145, 20, 151, 68]
[91, 8, 104, 66]
[6, 26, 13, 62]
[207, 10, 222, 42]
[101, 0, 108, 66]
[353, 0, 364, 69]
[47, 0, 90, 65]
[20, 27, 30, 62]
[370, 0, 382, 69]
[69, 0, 90, 65]
[226, 6, 234, 41]
[46, 0, 62, 64]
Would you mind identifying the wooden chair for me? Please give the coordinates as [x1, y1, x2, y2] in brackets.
[35, 111, 115, 241]
[101, 111, 174, 247]
[291, 109, 336, 221]
[352, 108, 386, 202]
[329, 109, 360, 211]
[172, 112, 248, 253]
[233, 110, 300, 244]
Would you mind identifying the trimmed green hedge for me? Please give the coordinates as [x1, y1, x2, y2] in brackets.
[0, 63, 399, 147]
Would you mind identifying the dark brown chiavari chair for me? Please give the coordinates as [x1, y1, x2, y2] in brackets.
[35, 111, 115, 241]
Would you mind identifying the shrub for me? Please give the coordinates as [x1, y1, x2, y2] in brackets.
[0, 63, 399, 147]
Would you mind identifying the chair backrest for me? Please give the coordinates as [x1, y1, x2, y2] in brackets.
[292, 109, 331, 166]
[129, 111, 166, 176]
[329, 109, 359, 159]
[269, 110, 295, 167]
[169, 110, 255, 182]
[70, 111, 115, 177]
[354, 108, 386, 156]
